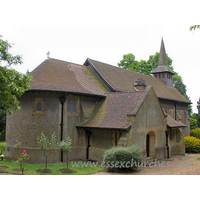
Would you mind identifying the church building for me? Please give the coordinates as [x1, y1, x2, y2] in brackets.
[6, 39, 190, 163]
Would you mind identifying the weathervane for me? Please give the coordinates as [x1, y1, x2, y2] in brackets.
[46, 51, 50, 59]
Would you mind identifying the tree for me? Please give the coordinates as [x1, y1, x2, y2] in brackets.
[118, 52, 192, 115]
[37, 132, 57, 169]
[190, 25, 200, 31]
[118, 52, 173, 76]
[0, 107, 6, 140]
[0, 35, 32, 115]
[190, 113, 198, 130]
[58, 137, 72, 170]
[118, 54, 139, 72]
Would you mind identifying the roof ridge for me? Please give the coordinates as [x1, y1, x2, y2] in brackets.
[49, 58, 84, 67]
[88, 58, 160, 79]
[105, 91, 145, 94]
[85, 58, 119, 92]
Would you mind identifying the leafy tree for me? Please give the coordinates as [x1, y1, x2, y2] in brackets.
[147, 52, 173, 72]
[118, 54, 139, 72]
[0, 106, 6, 140]
[37, 132, 57, 169]
[118, 52, 173, 76]
[190, 25, 200, 31]
[0, 35, 32, 116]
[118, 52, 192, 115]
[0, 142, 7, 156]
[190, 113, 199, 129]
[58, 137, 72, 170]
[196, 98, 200, 127]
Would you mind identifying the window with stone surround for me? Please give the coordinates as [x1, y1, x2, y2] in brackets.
[179, 110, 184, 123]
[32, 98, 45, 115]
[65, 95, 79, 116]
[169, 109, 175, 119]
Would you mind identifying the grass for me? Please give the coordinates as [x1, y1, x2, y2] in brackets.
[0, 159, 105, 175]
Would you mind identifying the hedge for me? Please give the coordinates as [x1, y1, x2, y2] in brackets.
[190, 128, 200, 139]
[184, 136, 200, 153]
[103, 145, 143, 172]
[0, 142, 7, 155]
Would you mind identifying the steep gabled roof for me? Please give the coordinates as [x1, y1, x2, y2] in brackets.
[85, 58, 190, 104]
[77, 88, 151, 131]
[29, 58, 108, 97]
[151, 38, 175, 75]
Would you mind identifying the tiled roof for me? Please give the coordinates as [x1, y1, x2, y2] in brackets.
[152, 39, 175, 74]
[29, 58, 108, 96]
[167, 115, 186, 128]
[77, 89, 149, 130]
[151, 66, 175, 74]
[86, 58, 190, 104]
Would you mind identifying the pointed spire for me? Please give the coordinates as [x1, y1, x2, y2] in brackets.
[151, 38, 174, 75]
[158, 38, 169, 67]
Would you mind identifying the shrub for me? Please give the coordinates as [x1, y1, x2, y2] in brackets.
[190, 118, 198, 130]
[190, 128, 200, 139]
[0, 142, 7, 155]
[184, 136, 200, 153]
[17, 150, 30, 175]
[0, 130, 5, 141]
[103, 145, 142, 172]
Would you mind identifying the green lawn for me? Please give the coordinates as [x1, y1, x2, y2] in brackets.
[0, 159, 105, 175]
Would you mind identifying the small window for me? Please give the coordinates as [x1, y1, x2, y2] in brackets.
[67, 99, 71, 113]
[36, 102, 42, 111]
[162, 73, 165, 78]
[72, 100, 77, 113]
[65, 96, 79, 116]
[32, 98, 45, 115]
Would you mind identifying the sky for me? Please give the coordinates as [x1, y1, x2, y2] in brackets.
[1, 0, 200, 114]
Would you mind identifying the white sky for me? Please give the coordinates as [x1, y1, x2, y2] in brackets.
[1, 0, 200, 113]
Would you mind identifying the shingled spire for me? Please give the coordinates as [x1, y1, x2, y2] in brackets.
[158, 38, 169, 67]
[151, 38, 175, 88]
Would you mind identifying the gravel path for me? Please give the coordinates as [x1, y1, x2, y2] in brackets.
[91, 153, 200, 175]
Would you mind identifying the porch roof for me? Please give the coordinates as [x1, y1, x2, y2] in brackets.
[167, 115, 186, 128]
[77, 88, 150, 131]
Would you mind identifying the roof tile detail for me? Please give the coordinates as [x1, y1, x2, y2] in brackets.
[77, 91, 147, 130]
[88, 58, 190, 104]
[30, 58, 108, 96]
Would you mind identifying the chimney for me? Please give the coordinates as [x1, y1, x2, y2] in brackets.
[134, 78, 146, 91]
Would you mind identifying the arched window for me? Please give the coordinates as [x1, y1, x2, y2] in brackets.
[32, 98, 45, 115]
[65, 96, 79, 116]
[67, 99, 71, 113]
[72, 99, 77, 113]
[36, 102, 42, 111]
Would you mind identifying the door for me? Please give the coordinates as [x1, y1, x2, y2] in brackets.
[146, 134, 150, 157]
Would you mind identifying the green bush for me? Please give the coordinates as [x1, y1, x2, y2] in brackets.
[0, 142, 7, 155]
[184, 136, 200, 153]
[190, 118, 198, 130]
[0, 130, 5, 141]
[103, 145, 143, 172]
[190, 128, 200, 139]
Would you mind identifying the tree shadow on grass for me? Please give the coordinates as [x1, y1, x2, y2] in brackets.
[60, 169, 76, 174]
[36, 169, 52, 173]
